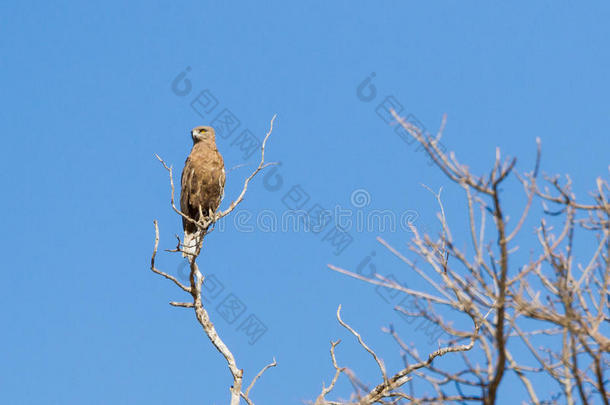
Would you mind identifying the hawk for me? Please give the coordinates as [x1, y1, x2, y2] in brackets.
[180, 126, 225, 257]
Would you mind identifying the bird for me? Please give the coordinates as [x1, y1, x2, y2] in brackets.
[180, 126, 225, 258]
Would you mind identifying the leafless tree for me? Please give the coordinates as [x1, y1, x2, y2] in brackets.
[150, 116, 278, 405]
[149, 111, 608, 405]
[325, 110, 609, 404]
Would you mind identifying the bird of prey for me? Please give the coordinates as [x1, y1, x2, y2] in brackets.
[180, 126, 225, 257]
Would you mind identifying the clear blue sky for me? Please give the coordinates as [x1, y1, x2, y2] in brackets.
[1, 1, 609, 404]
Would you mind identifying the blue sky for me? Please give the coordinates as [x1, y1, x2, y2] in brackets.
[1, 1, 609, 404]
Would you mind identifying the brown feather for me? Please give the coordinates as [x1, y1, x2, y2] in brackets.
[180, 132, 225, 237]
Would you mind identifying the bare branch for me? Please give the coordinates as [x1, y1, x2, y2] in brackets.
[243, 358, 277, 403]
[218, 114, 277, 219]
[150, 220, 191, 293]
[336, 305, 388, 384]
[315, 340, 346, 404]
[151, 116, 278, 405]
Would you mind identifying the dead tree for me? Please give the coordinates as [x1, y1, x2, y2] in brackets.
[327, 111, 609, 404]
[149, 112, 607, 404]
[150, 116, 277, 405]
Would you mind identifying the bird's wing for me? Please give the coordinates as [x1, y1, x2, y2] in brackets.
[180, 155, 194, 230]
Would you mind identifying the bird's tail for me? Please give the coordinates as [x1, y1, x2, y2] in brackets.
[182, 231, 200, 258]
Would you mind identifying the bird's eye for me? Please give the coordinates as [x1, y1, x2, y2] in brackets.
[200, 128, 206, 133]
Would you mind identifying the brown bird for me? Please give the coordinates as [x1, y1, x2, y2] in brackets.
[180, 126, 225, 257]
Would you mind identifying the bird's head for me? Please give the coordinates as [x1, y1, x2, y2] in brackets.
[191, 126, 216, 144]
